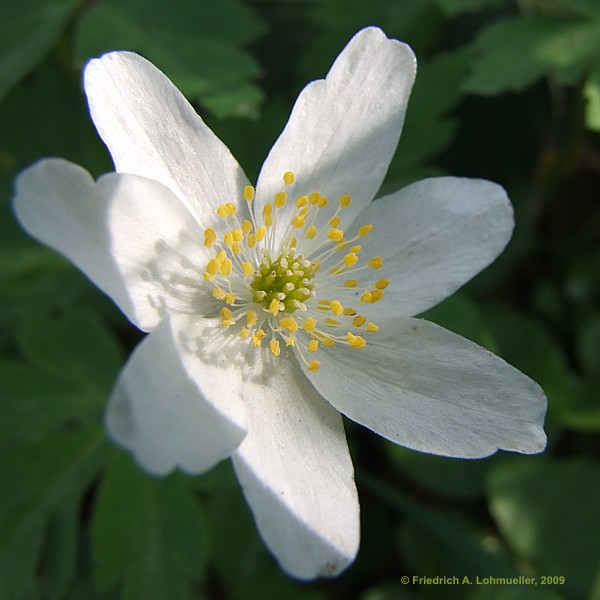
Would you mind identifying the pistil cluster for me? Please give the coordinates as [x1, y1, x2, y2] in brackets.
[202, 172, 387, 372]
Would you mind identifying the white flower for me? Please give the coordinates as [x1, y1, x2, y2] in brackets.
[13, 27, 546, 580]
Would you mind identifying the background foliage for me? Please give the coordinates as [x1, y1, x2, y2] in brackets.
[1, 0, 599, 599]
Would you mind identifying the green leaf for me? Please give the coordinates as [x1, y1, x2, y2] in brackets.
[578, 313, 600, 375]
[435, 0, 509, 17]
[74, 0, 266, 119]
[465, 16, 600, 95]
[0, 427, 107, 600]
[466, 587, 565, 599]
[92, 451, 209, 600]
[584, 69, 600, 132]
[488, 459, 600, 599]
[17, 308, 123, 392]
[0, 0, 80, 102]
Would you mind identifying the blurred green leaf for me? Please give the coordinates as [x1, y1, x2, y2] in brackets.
[488, 459, 600, 599]
[74, 0, 266, 119]
[17, 308, 123, 392]
[578, 313, 600, 375]
[466, 587, 565, 599]
[465, 16, 600, 94]
[92, 451, 209, 600]
[584, 69, 600, 131]
[434, 0, 508, 17]
[0, 0, 80, 102]
[538, 0, 600, 17]
[0, 426, 106, 600]
[361, 581, 415, 600]
[385, 49, 470, 189]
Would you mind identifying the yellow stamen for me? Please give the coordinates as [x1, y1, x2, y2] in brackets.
[240, 327, 250, 339]
[296, 195, 309, 208]
[305, 225, 317, 239]
[243, 185, 255, 202]
[358, 224, 373, 237]
[344, 279, 358, 288]
[268, 298, 282, 315]
[307, 340, 319, 352]
[361, 290, 372, 303]
[274, 192, 287, 209]
[224, 292, 235, 305]
[328, 228, 344, 242]
[269, 339, 281, 356]
[330, 300, 343, 316]
[220, 307, 233, 320]
[292, 214, 306, 228]
[329, 216, 341, 228]
[242, 262, 254, 276]
[375, 278, 389, 290]
[307, 360, 321, 372]
[369, 289, 384, 303]
[242, 219, 253, 234]
[368, 257, 384, 269]
[343, 307, 357, 316]
[344, 252, 359, 268]
[251, 329, 266, 347]
[350, 244, 362, 253]
[283, 171, 295, 185]
[366, 322, 379, 333]
[204, 228, 217, 247]
[346, 332, 366, 348]
[353, 315, 367, 327]
[220, 258, 233, 276]
[339, 194, 351, 208]
[302, 317, 317, 332]
[246, 310, 257, 327]
[321, 336, 336, 347]
[280, 316, 299, 333]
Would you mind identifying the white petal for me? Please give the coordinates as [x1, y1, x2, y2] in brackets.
[107, 314, 246, 475]
[84, 51, 249, 221]
[255, 27, 416, 243]
[354, 177, 514, 317]
[13, 158, 212, 332]
[232, 353, 359, 580]
[305, 318, 547, 458]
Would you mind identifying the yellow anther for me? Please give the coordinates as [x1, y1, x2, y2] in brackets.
[368, 257, 384, 269]
[328, 228, 344, 242]
[242, 262, 254, 276]
[224, 231, 234, 247]
[309, 192, 320, 205]
[317, 299, 331, 308]
[212, 287, 226, 300]
[330, 300, 343, 316]
[366, 322, 379, 333]
[302, 317, 317, 332]
[375, 278, 389, 290]
[346, 332, 366, 348]
[226, 203, 236, 216]
[274, 192, 287, 209]
[358, 224, 373, 237]
[232, 229, 243, 242]
[353, 315, 367, 327]
[242, 219, 253, 234]
[290, 236, 298, 249]
[329, 216, 341, 228]
[361, 290, 372, 303]
[243, 185, 255, 202]
[220, 258, 233, 276]
[317, 196, 329, 208]
[269, 339, 281, 357]
[216, 249, 227, 261]
[299, 206, 310, 217]
[220, 307, 233, 320]
[204, 228, 217, 247]
[343, 307, 357, 316]
[265, 215, 273, 227]
[369, 289, 384, 303]
[262, 202, 273, 216]
[307, 360, 321, 372]
[251, 329, 267, 347]
[344, 279, 358, 288]
[246, 310, 257, 327]
[206, 258, 220, 276]
[247, 233, 256, 248]
[240, 327, 250, 339]
[296, 195, 309, 208]
[339, 194, 352, 208]
[217, 204, 230, 218]
[325, 318, 339, 327]
[285, 336, 296, 347]
[305, 225, 317, 239]
[268, 298, 282, 315]
[225, 292, 236, 305]
[350, 244, 362, 253]
[283, 171, 295, 185]
[344, 252, 359, 268]
[307, 340, 319, 352]
[232, 241, 241, 255]
[280, 316, 299, 333]
[292, 214, 306, 229]
[255, 226, 266, 241]
[321, 336, 336, 347]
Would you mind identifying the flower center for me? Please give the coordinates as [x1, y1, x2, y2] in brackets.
[201, 171, 387, 373]
[251, 251, 317, 314]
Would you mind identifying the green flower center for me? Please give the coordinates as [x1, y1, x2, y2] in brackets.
[251, 251, 317, 314]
